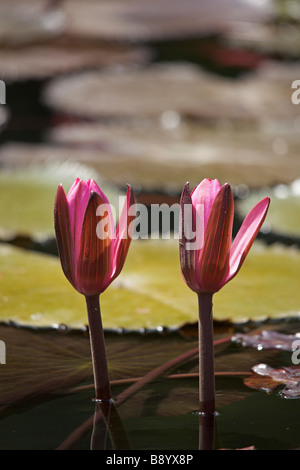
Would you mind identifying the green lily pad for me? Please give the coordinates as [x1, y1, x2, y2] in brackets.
[224, 22, 300, 58]
[0, 1, 65, 46]
[2, 120, 300, 195]
[0, 40, 150, 81]
[49, 120, 300, 190]
[0, 325, 92, 413]
[237, 181, 300, 237]
[0, 323, 199, 413]
[61, 0, 272, 43]
[0, 244, 85, 328]
[213, 243, 300, 323]
[43, 62, 297, 123]
[0, 240, 299, 329]
[120, 240, 300, 325]
[0, 163, 121, 238]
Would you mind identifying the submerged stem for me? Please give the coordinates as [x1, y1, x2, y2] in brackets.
[197, 292, 215, 415]
[198, 413, 215, 450]
[57, 333, 231, 450]
[85, 294, 111, 402]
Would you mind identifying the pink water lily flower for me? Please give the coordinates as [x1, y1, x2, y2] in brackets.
[180, 178, 270, 417]
[54, 178, 135, 296]
[180, 178, 270, 294]
[54, 178, 135, 402]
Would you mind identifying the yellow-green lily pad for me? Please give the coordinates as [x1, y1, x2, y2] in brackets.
[213, 243, 300, 323]
[0, 163, 121, 238]
[0, 240, 299, 330]
[119, 240, 300, 325]
[237, 181, 300, 237]
[2, 121, 300, 194]
[60, 0, 272, 43]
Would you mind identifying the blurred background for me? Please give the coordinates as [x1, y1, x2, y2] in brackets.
[0, 0, 299, 248]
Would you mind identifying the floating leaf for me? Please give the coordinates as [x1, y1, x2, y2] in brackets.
[2, 126, 300, 195]
[43, 61, 298, 124]
[0, 240, 300, 330]
[0, 325, 92, 413]
[244, 364, 300, 398]
[232, 330, 300, 351]
[0, 39, 150, 81]
[0, 0, 65, 46]
[48, 120, 300, 191]
[0, 244, 98, 329]
[61, 0, 273, 43]
[224, 21, 300, 58]
[120, 241, 300, 325]
[44, 62, 299, 126]
[0, 164, 121, 238]
[238, 181, 300, 237]
[213, 243, 300, 323]
[43, 63, 249, 121]
[0, 323, 200, 414]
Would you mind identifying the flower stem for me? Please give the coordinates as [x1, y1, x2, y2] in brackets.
[197, 292, 215, 415]
[85, 294, 111, 402]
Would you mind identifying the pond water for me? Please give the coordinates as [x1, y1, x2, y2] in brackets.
[0, 320, 300, 450]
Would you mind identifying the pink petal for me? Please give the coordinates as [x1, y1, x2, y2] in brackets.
[179, 182, 200, 292]
[67, 177, 81, 198]
[111, 185, 135, 281]
[191, 178, 222, 232]
[76, 192, 114, 295]
[67, 180, 94, 258]
[226, 197, 270, 284]
[88, 179, 115, 242]
[54, 184, 76, 289]
[67, 179, 115, 261]
[198, 183, 234, 292]
[88, 179, 111, 206]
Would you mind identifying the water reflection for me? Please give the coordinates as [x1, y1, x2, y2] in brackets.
[198, 413, 216, 450]
[91, 401, 131, 450]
